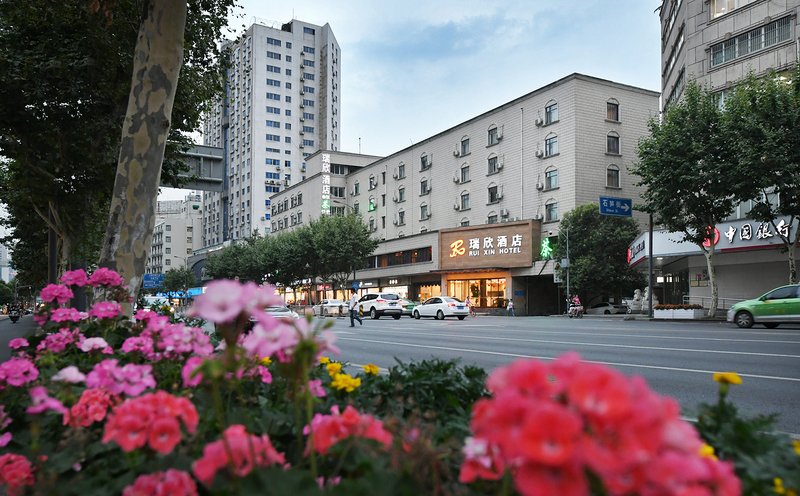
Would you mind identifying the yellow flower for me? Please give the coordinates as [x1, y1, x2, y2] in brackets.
[362, 363, 380, 376]
[774, 478, 785, 495]
[712, 372, 742, 385]
[326, 362, 343, 377]
[260, 356, 272, 366]
[793, 439, 800, 456]
[319, 356, 331, 365]
[331, 373, 361, 393]
[698, 443, 717, 460]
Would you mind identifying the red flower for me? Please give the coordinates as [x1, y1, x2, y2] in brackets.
[192, 425, 285, 486]
[149, 417, 182, 455]
[122, 469, 197, 496]
[518, 403, 582, 466]
[305, 405, 393, 455]
[0, 453, 35, 496]
[515, 461, 588, 496]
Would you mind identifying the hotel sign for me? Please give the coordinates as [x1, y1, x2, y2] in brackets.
[439, 220, 537, 270]
[321, 153, 331, 214]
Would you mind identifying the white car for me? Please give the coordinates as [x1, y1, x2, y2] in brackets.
[585, 302, 625, 315]
[413, 296, 469, 320]
[312, 299, 345, 317]
[357, 293, 403, 319]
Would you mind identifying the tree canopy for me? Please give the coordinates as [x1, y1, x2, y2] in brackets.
[163, 266, 197, 293]
[554, 204, 644, 304]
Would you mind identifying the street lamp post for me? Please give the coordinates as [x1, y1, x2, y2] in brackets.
[565, 228, 570, 299]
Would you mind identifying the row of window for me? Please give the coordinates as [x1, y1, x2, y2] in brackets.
[710, 16, 792, 67]
[363, 247, 433, 269]
[271, 211, 304, 232]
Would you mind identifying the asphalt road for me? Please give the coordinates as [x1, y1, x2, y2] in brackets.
[0, 315, 39, 362]
[323, 314, 800, 436]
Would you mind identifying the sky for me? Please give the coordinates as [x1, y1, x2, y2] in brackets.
[160, 0, 663, 200]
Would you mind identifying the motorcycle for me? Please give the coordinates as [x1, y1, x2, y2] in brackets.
[567, 301, 584, 318]
[8, 310, 20, 324]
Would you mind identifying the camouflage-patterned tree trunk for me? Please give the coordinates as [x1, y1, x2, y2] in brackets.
[98, 0, 187, 305]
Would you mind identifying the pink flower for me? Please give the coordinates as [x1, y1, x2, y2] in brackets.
[88, 267, 125, 288]
[86, 359, 155, 396]
[79, 337, 112, 353]
[0, 453, 35, 495]
[307, 379, 326, 398]
[26, 386, 68, 415]
[305, 405, 393, 455]
[242, 321, 299, 358]
[63, 389, 118, 428]
[51, 366, 86, 384]
[36, 328, 80, 354]
[50, 307, 86, 323]
[187, 280, 283, 324]
[192, 424, 285, 486]
[89, 301, 122, 319]
[8, 338, 28, 350]
[0, 358, 39, 387]
[122, 469, 198, 496]
[60, 269, 88, 287]
[181, 357, 204, 388]
[103, 391, 198, 454]
[40, 284, 74, 305]
[0, 433, 11, 448]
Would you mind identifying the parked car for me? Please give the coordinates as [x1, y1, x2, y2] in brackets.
[727, 284, 800, 329]
[357, 293, 403, 319]
[399, 298, 416, 317]
[312, 299, 345, 317]
[585, 302, 626, 315]
[413, 296, 469, 320]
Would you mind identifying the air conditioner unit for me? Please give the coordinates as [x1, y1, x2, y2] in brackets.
[535, 150, 544, 158]
[454, 203, 461, 211]
[300, 90, 305, 95]
[534, 214, 544, 221]
[299, 130, 305, 135]
[511, 217, 520, 222]
[299, 144, 304, 149]
[536, 183, 544, 190]
[276, 166, 281, 170]
[300, 165, 306, 172]
[299, 117, 305, 122]
[283, 179, 289, 185]
[496, 193, 503, 200]
[393, 219, 398, 225]
[453, 148, 460, 157]
[393, 196, 398, 203]
[535, 118, 544, 127]
[350, 188, 356, 195]
[453, 176, 460, 183]
[497, 157, 504, 170]
[497, 128, 504, 140]
[299, 104, 305, 108]
[500, 208, 509, 217]
[260, 216, 265, 221]
[392, 170, 398, 179]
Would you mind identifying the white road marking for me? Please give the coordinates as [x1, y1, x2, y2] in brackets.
[336, 337, 800, 382]
[338, 330, 800, 358]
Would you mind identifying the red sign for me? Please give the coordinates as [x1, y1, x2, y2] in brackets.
[702, 227, 720, 248]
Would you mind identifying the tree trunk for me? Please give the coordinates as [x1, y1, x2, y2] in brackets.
[97, 0, 188, 305]
[702, 245, 718, 318]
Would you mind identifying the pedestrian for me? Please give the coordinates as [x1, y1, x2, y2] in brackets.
[465, 296, 476, 317]
[507, 298, 515, 317]
[348, 288, 363, 327]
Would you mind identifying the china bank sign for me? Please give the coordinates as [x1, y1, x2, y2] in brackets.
[439, 221, 536, 270]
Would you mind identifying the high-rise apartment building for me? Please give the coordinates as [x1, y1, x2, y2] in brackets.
[146, 195, 203, 275]
[660, 0, 799, 109]
[202, 19, 341, 247]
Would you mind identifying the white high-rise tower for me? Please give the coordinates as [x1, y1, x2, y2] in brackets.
[202, 19, 341, 246]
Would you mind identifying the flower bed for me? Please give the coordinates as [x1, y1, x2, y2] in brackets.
[654, 308, 707, 319]
[0, 270, 796, 495]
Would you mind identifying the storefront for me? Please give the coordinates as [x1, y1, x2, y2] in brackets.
[628, 216, 800, 309]
[437, 221, 539, 313]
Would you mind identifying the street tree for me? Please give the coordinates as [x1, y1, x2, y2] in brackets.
[633, 82, 738, 317]
[163, 266, 197, 294]
[204, 235, 266, 283]
[555, 204, 644, 304]
[313, 214, 379, 300]
[724, 66, 800, 283]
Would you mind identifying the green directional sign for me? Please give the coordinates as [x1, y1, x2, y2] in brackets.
[321, 199, 330, 211]
[539, 238, 554, 259]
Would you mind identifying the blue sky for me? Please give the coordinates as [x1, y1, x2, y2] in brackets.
[162, 0, 662, 199]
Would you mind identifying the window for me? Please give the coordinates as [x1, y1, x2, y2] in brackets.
[267, 51, 281, 60]
[460, 137, 470, 156]
[285, 82, 292, 89]
[607, 132, 620, 155]
[266, 92, 280, 101]
[460, 218, 470, 227]
[302, 86, 315, 94]
[266, 134, 280, 142]
[545, 168, 558, 190]
[266, 106, 280, 114]
[165, 259, 171, 266]
[381, 194, 386, 206]
[266, 78, 280, 87]
[267, 37, 281, 46]
[165, 225, 171, 231]
[545, 200, 558, 222]
[488, 126, 499, 146]
[303, 59, 315, 67]
[266, 65, 280, 73]
[303, 46, 315, 54]
[398, 187, 405, 202]
[545, 135, 558, 156]
[353, 202, 360, 213]
[266, 120, 280, 128]
[354, 182, 360, 195]
[398, 210, 406, 225]
[303, 73, 315, 80]
[369, 175, 377, 190]
[545, 101, 558, 124]
[285, 109, 292, 116]
[764, 286, 797, 300]
[302, 112, 314, 120]
[420, 204, 429, 220]
[381, 171, 386, 185]
[165, 247, 171, 254]
[369, 218, 375, 231]
[488, 185, 500, 203]
[420, 154, 431, 171]
[420, 178, 429, 195]
[487, 156, 499, 174]
[302, 139, 314, 146]
[331, 186, 345, 198]
[398, 163, 406, 179]
[285, 96, 292, 103]
[711, 0, 757, 19]
[460, 192, 470, 210]
[368, 197, 376, 211]
[460, 164, 470, 183]
[303, 27, 315, 35]
[285, 123, 291, 130]
[607, 100, 620, 121]
[265, 158, 281, 166]
[331, 163, 346, 174]
[710, 17, 791, 67]
[487, 214, 498, 224]
[607, 165, 621, 188]
[165, 236, 171, 243]
[302, 99, 315, 107]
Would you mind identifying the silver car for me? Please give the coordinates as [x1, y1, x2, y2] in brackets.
[412, 296, 469, 320]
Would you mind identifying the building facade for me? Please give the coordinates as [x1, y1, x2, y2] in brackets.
[271, 74, 660, 314]
[661, 0, 799, 108]
[202, 19, 341, 246]
[642, 0, 800, 309]
[146, 195, 203, 275]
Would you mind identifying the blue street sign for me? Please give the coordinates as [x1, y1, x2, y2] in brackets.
[187, 287, 203, 297]
[599, 196, 633, 217]
[143, 273, 165, 289]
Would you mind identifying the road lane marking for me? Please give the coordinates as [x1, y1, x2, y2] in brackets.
[337, 330, 800, 358]
[336, 337, 800, 382]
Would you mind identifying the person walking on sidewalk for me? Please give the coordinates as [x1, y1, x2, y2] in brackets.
[349, 289, 363, 327]
[506, 298, 515, 317]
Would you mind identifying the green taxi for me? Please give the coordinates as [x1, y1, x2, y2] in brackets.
[727, 284, 800, 328]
